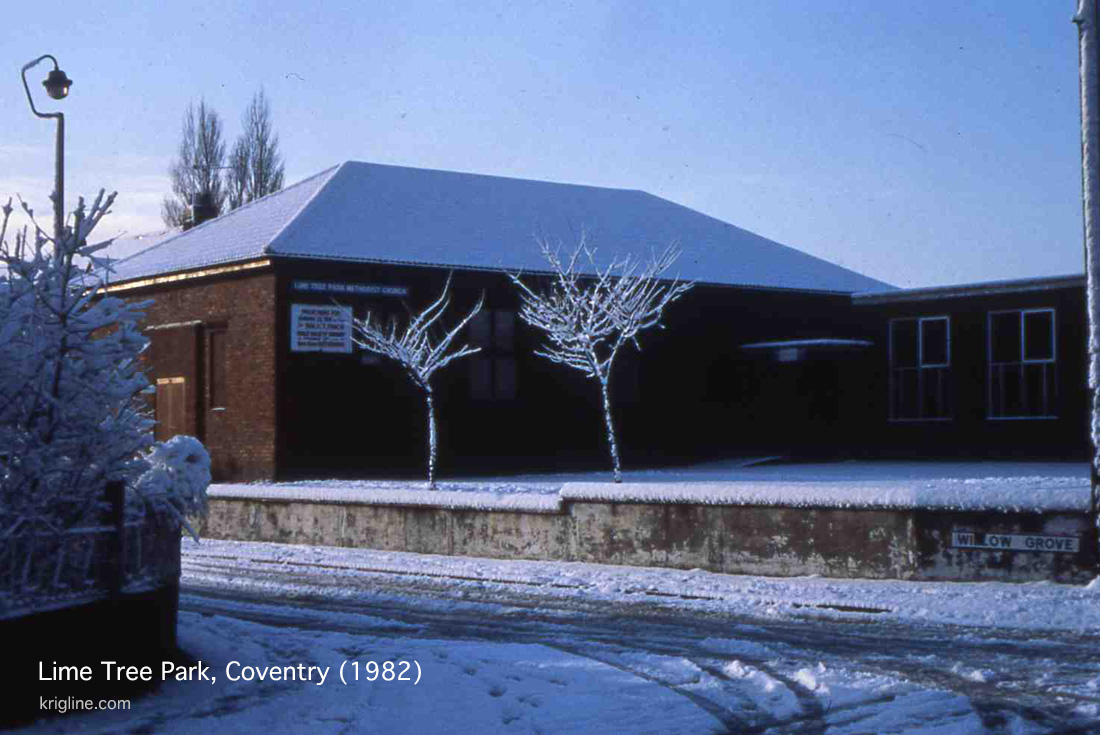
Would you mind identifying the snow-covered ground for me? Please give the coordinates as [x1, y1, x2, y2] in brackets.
[16, 537, 1100, 734]
[179, 538, 1100, 635]
[15, 461, 1099, 734]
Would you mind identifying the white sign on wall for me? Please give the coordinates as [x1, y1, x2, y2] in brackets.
[291, 304, 353, 353]
[951, 530, 1079, 554]
[292, 280, 408, 297]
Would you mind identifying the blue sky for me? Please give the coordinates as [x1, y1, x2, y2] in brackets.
[0, 2, 1086, 288]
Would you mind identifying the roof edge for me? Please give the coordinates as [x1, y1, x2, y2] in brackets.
[853, 273, 1085, 305]
[268, 252, 867, 295]
[100, 258, 274, 293]
[262, 163, 345, 255]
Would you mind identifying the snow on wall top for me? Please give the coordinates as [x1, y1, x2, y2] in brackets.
[208, 476, 1091, 514]
[210, 482, 563, 513]
[561, 479, 1091, 513]
[107, 161, 893, 293]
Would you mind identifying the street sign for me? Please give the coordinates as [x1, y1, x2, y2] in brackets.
[951, 530, 1079, 554]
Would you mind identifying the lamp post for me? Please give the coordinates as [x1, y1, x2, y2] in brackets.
[21, 54, 72, 243]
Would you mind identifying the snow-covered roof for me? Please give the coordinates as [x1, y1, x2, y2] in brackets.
[106, 161, 894, 293]
[85, 228, 180, 273]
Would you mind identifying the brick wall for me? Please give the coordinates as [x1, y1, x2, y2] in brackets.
[131, 270, 278, 481]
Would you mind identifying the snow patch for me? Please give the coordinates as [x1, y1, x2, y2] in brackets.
[561, 479, 1090, 512]
[209, 483, 563, 513]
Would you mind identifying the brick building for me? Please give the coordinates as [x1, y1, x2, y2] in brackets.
[101, 162, 1088, 480]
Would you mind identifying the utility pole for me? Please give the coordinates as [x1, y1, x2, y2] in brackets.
[1074, 0, 1100, 567]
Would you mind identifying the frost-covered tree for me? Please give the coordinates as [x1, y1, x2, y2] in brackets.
[162, 99, 227, 227]
[352, 278, 484, 488]
[227, 89, 286, 211]
[0, 191, 209, 538]
[511, 237, 693, 483]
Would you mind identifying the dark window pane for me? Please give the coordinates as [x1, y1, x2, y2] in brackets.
[1001, 363, 1023, 416]
[891, 320, 918, 368]
[990, 313, 1020, 363]
[468, 311, 491, 348]
[921, 319, 948, 366]
[1024, 311, 1054, 361]
[939, 367, 952, 417]
[990, 366, 1004, 417]
[469, 356, 491, 399]
[494, 311, 515, 352]
[1024, 363, 1048, 415]
[922, 366, 950, 418]
[894, 369, 919, 419]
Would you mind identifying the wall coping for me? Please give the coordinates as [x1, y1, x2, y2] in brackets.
[209, 484, 563, 513]
[208, 479, 1092, 515]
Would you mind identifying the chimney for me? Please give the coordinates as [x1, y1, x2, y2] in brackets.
[188, 190, 217, 229]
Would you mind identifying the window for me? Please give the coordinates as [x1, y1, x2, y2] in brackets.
[988, 309, 1057, 418]
[469, 310, 516, 400]
[208, 327, 228, 410]
[889, 316, 951, 420]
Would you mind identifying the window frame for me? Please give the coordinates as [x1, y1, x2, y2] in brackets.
[887, 315, 952, 422]
[986, 308, 1057, 420]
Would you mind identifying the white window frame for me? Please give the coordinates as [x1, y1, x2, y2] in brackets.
[888, 315, 952, 422]
[987, 308, 1057, 420]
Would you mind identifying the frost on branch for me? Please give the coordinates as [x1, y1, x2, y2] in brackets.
[511, 236, 693, 482]
[133, 435, 211, 540]
[352, 275, 484, 488]
[0, 190, 208, 537]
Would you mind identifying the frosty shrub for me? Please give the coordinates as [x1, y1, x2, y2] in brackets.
[352, 276, 484, 488]
[132, 435, 211, 539]
[511, 236, 693, 482]
[0, 191, 208, 537]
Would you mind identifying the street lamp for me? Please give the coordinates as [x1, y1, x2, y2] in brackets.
[21, 54, 72, 243]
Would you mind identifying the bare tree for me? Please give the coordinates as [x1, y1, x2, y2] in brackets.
[227, 89, 285, 210]
[226, 137, 249, 211]
[162, 99, 227, 227]
[352, 277, 484, 488]
[511, 237, 693, 482]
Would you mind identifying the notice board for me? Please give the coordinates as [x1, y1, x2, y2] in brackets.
[290, 304, 353, 353]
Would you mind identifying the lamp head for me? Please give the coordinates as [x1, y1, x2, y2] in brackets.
[43, 68, 72, 100]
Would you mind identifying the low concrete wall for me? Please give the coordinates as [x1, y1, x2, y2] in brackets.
[196, 495, 1097, 584]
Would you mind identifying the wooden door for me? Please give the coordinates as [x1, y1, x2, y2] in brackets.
[155, 377, 187, 442]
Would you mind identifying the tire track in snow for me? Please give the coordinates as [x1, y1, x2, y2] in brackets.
[182, 550, 1100, 733]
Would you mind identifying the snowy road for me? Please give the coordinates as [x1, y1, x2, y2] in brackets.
[20, 540, 1100, 734]
[179, 544, 1100, 734]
